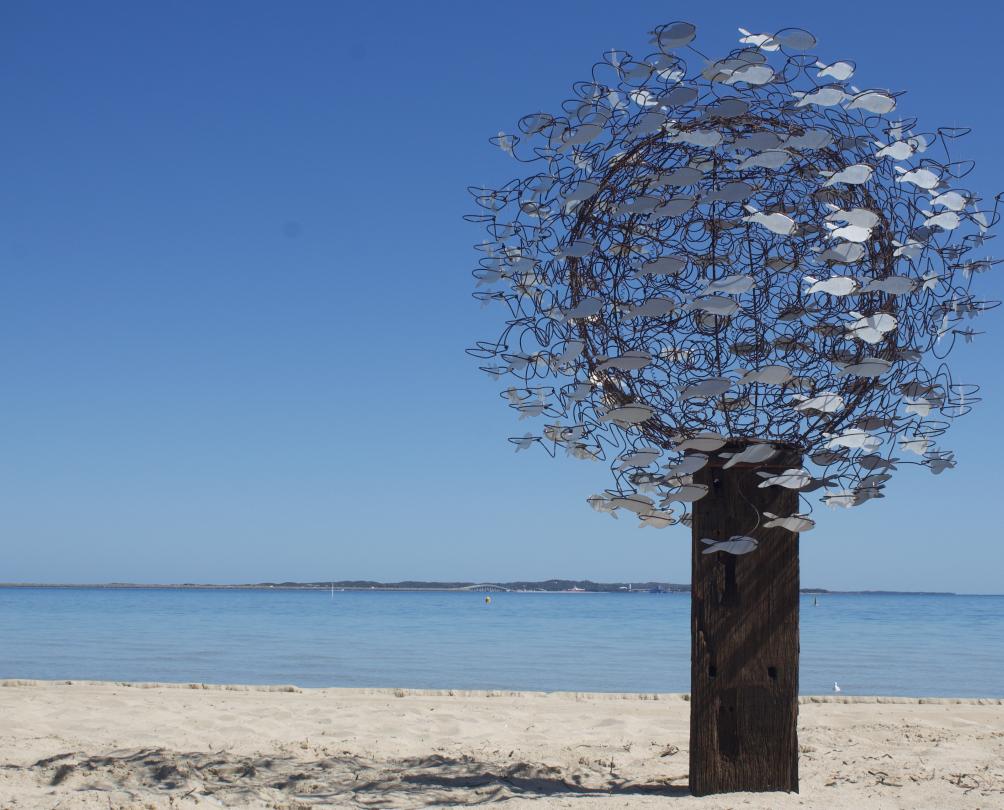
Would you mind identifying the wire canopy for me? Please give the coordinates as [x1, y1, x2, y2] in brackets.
[467, 22, 1000, 541]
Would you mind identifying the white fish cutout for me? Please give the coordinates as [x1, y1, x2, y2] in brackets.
[554, 238, 595, 258]
[924, 210, 961, 230]
[894, 240, 924, 259]
[625, 297, 677, 318]
[783, 128, 833, 150]
[827, 430, 882, 452]
[740, 365, 792, 385]
[763, 512, 816, 533]
[665, 453, 709, 476]
[685, 296, 740, 316]
[639, 510, 676, 528]
[929, 190, 967, 211]
[823, 489, 857, 509]
[774, 29, 817, 50]
[703, 274, 754, 295]
[511, 433, 537, 452]
[674, 432, 727, 452]
[562, 180, 600, 208]
[616, 447, 661, 469]
[616, 196, 660, 215]
[815, 60, 854, 81]
[804, 275, 859, 296]
[824, 205, 881, 230]
[599, 404, 653, 425]
[835, 357, 893, 378]
[823, 202, 879, 224]
[737, 28, 779, 51]
[925, 451, 956, 475]
[903, 396, 932, 417]
[658, 167, 704, 186]
[818, 242, 866, 264]
[738, 149, 791, 170]
[846, 90, 896, 114]
[826, 223, 872, 242]
[656, 84, 697, 106]
[680, 377, 731, 398]
[823, 164, 873, 187]
[516, 401, 545, 419]
[857, 454, 899, 471]
[660, 346, 691, 362]
[654, 21, 697, 49]
[846, 312, 897, 343]
[899, 436, 932, 456]
[858, 472, 891, 489]
[739, 131, 782, 151]
[723, 63, 775, 86]
[895, 166, 940, 190]
[793, 393, 845, 413]
[858, 276, 916, 295]
[610, 493, 655, 514]
[587, 494, 618, 517]
[545, 424, 587, 443]
[701, 536, 758, 555]
[664, 483, 710, 503]
[655, 196, 696, 217]
[721, 443, 778, 468]
[629, 111, 667, 137]
[567, 442, 600, 461]
[563, 298, 604, 320]
[706, 98, 749, 119]
[559, 122, 605, 149]
[743, 206, 797, 235]
[553, 340, 585, 365]
[597, 351, 653, 371]
[635, 254, 687, 276]
[793, 87, 847, 107]
[874, 140, 914, 160]
[757, 468, 812, 489]
[702, 182, 754, 203]
[496, 131, 514, 154]
[672, 129, 723, 148]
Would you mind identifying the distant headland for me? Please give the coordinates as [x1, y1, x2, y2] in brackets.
[0, 580, 959, 595]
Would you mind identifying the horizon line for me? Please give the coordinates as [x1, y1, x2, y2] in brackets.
[1, 581, 999, 597]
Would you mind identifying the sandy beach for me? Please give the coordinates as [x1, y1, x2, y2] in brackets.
[0, 680, 1000, 808]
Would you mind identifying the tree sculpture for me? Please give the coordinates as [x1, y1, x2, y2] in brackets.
[466, 21, 999, 795]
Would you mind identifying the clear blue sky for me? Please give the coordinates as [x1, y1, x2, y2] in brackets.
[2, 1, 1002, 592]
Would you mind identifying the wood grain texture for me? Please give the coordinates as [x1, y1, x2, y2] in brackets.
[689, 443, 801, 796]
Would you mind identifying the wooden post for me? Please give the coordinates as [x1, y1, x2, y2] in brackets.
[689, 442, 801, 795]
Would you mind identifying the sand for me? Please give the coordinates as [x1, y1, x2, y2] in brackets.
[0, 680, 1001, 809]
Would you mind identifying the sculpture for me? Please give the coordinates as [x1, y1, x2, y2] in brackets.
[467, 21, 998, 794]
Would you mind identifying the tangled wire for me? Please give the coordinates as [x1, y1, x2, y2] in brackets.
[467, 22, 1000, 534]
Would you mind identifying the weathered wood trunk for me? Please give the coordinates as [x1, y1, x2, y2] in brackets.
[689, 442, 801, 795]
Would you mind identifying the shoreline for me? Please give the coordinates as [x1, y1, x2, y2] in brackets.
[3, 678, 1003, 704]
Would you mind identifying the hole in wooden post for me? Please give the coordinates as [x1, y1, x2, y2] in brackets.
[708, 664, 717, 678]
[767, 666, 778, 681]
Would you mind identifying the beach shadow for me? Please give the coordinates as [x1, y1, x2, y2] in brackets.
[19, 747, 691, 806]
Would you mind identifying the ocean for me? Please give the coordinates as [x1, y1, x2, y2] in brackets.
[0, 588, 1001, 697]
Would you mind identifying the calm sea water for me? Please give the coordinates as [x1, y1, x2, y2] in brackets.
[0, 588, 1001, 697]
